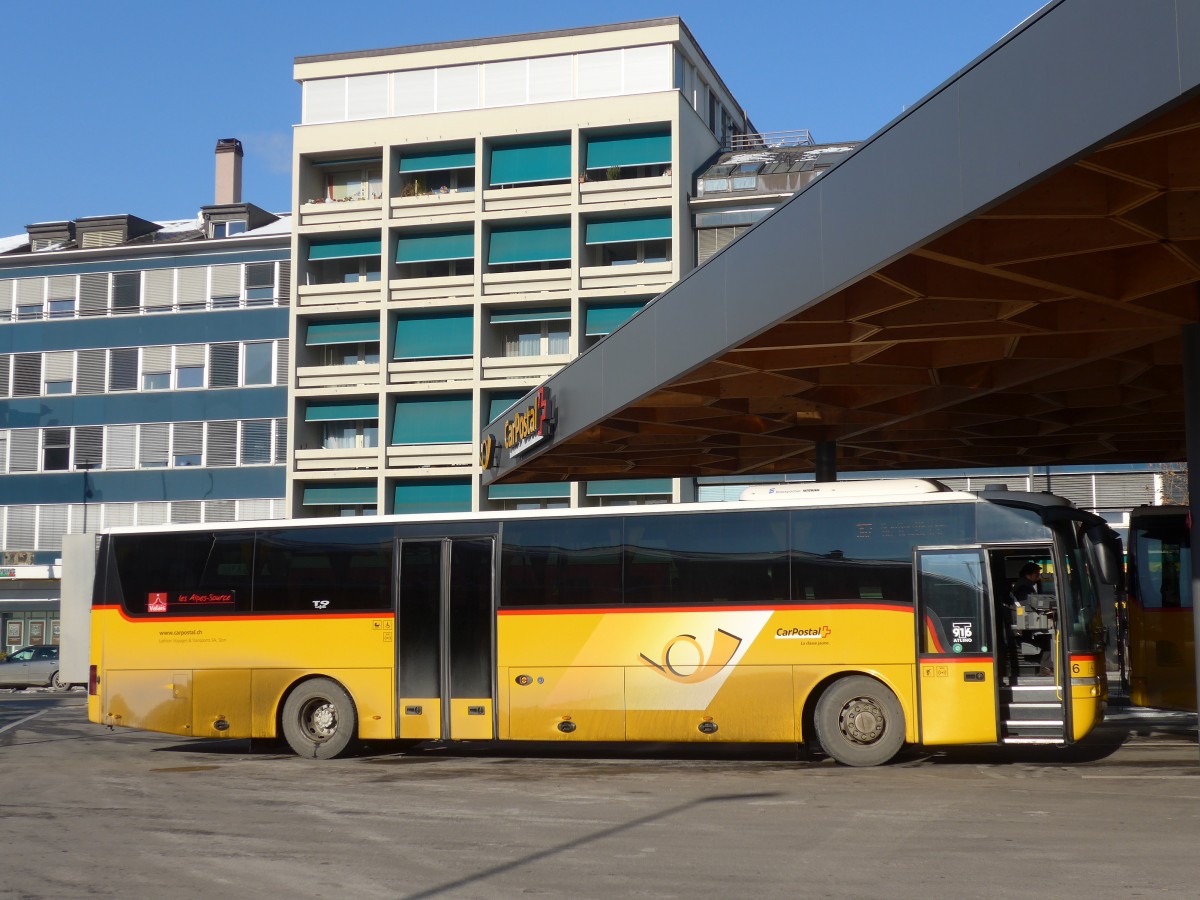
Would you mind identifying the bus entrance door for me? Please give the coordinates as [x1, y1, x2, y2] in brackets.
[915, 549, 1000, 746]
[397, 538, 496, 741]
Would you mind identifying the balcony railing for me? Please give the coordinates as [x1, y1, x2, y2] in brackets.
[724, 130, 815, 151]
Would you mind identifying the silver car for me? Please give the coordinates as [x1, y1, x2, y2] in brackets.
[0, 646, 67, 690]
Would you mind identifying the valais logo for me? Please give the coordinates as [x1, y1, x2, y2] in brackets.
[639, 629, 742, 684]
[147, 593, 168, 613]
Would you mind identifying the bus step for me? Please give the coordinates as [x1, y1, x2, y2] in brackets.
[1002, 736, 1065, 745]
[1002, 703, 1063, 722]
[1004, 719, 1064, 729]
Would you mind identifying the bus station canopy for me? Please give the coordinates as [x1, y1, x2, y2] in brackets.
[484, 0, 1200, 485]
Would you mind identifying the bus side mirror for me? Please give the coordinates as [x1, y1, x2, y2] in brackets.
[1084, 524, 1122, 587]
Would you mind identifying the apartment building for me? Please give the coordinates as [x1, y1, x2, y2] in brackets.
[0, 141, 291, 652]
[289, 18, 756, 516]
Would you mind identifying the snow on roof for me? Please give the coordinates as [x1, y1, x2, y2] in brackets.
[236, 214, 292, 237]
[155, 217, 203, 233]
[0, 233, 29, 254]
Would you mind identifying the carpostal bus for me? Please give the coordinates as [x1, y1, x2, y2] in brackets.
[1125, 506, 1195, 711]
[82, 479, 1120, 766]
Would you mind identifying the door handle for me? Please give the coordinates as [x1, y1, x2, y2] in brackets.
[963, 671, 985, 682]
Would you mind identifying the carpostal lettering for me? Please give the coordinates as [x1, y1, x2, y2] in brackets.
[775, 625, 832, 640]
[503, 386, 553, 458]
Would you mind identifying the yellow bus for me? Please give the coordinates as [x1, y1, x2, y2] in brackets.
[1125, 506, 1194, 711]
[81, 479, 1119, 766]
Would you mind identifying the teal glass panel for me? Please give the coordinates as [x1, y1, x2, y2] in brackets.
[393, 310, 473, 360]
[488, 482, 571, 500]
[393, 478, 472, 514]
[585, 478, 673, 496]
[584, 215, 672, 245]
[585, 301, 648, 336]
[489, 140, 571, 186]
[309, 238, 382, 260]
[394, 230, 474, 263]
[305, 400, 379, 422]
[488, 223, 571, 264]
[399, 148, 475, 173]
[487, 390, 527, 422]
[489, 306, 569, 324]
[585, 130, 671, 169]
[306, 318, 380, 346]
[391, 395, 472, 444]
[303, 483, 377, 505]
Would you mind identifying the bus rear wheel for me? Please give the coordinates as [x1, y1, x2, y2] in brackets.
[814, 676, 905, 767]
[281, 678, 357, 759]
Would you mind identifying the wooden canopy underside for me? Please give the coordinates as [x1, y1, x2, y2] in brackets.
[507, 97, 1200, 481]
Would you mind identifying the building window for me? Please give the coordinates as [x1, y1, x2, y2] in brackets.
[47, 299, 76, 318]
[245, 263, 276, 304]
[143, 372, 170, 391]
[318, 165, 383, 203]
[583, 129, 671, 181]
[393, 310, 472, 361]
[398, 146, 475, 197]
[489, 138, 571, 188]
[243, 343, 274, 385]
[301, 482, 378, 517]
[211, 220, 248, 238]
[176, 366, 205, 389]
[43, 429, 71, 472]
[307, 237, 382, 285]
[322, 421, 379, 450]
[489, 308, 570, 358]
[305, 400, 380, 451]
[111, 272, 141, 315]
[584, 214, 672, 267]
[487, 222, 570, 273]
[394, 230, 474, 279]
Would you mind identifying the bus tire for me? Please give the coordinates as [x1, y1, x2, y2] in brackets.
[281, 678, 357, 760]
[814, 676, 905, 767]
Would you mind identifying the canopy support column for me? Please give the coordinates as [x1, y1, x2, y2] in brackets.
[815, 440, 838, 483]
[1183, 323, 1200, 760]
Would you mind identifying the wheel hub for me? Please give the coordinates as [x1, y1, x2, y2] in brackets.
[305, 701, 338, 741]
[840, 696, 885, 744]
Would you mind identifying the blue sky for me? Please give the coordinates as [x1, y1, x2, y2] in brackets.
[0, 0, 1046, 238]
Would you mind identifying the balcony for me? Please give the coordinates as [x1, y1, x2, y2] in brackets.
[299, 198, 384, 228]
[295, 362, 381, 391]
[386, 442, 475, 470]
[579, 261, 673, 293]
[481, 268, 571, 298]
[390, 191, 475, 222]
[297, 280, 383, 311]
[388, 357, 474, 386]
[294, 446, 380, 473]
[388, 273, 475, 303]
[579, 173, 673, 206]
[482, 181, 572, 213]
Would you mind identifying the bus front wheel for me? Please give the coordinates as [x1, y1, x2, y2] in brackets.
[281, 678, 357, 759]
[814, 676, 905, 767]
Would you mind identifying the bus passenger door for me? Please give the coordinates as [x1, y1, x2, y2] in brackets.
[915, 548, 999, 746]
[397, 538, 495, 741]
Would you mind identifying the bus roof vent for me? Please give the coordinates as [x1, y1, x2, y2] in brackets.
[739, 479, 948, 502]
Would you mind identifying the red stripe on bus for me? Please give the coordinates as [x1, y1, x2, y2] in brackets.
[922, 614, 946, 653]
[92, 604, 385, 623]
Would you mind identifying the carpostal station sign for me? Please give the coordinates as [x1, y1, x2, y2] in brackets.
[481, 386, 556, 469]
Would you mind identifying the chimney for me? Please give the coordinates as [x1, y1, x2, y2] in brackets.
[214, 138, 243, 204]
